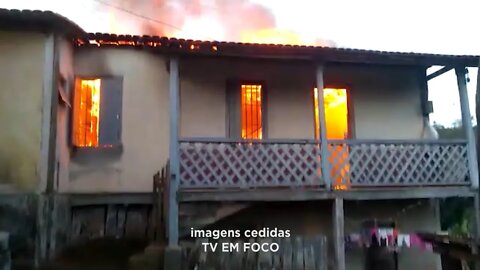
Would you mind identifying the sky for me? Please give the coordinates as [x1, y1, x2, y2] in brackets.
[2, 0, 479, 127]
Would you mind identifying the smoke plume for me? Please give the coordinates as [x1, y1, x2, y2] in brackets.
[99, 0, 334, 46]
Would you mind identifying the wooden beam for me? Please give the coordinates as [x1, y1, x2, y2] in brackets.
[456, 67, 479, 189]
[316, 65, 332, 189]
[179, 186, 475, 202]
[426, 66, 453, 81]
[68, 193, 154, 206]
[168, 57, 180, 246]
[476, 60, 480, 189]
[333, 198, 345, 270]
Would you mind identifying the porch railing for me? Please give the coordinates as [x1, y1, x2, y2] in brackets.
[179, 139, 323, 188]
[328, 140, 470, 187]
[179, 139, 470, 189]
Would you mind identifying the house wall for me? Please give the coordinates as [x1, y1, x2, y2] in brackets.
[65, 48, 170, 193]
[211, 199, 440, 270]
[180, 57, 425, 140]
[55, 38, 75, 193]
[0, 31, 46, 191]
[60, 50, 425, 193]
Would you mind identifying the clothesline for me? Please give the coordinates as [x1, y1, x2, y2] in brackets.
[346, 227, 433, 252]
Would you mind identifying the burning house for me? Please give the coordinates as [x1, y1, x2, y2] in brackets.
[1, 7, 480, 270]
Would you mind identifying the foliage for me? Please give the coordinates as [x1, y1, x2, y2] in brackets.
[434, 122, 477, 235]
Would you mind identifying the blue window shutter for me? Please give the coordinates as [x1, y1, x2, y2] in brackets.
[99, 77, 123, 146]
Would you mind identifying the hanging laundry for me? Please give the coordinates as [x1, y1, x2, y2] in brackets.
[378, 228, 394, 246]
[397, 234, 411, 247]
[409, 234, 425, 249]
[369, 228, 380, 246]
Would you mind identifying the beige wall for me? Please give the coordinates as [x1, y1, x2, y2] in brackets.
[180, 57, 424, 140]
[56, 38, 75, 192]
[325, 65, 424, 139]
[63, 48, 169, 193]
[60, 51, 424, 193]
[0, 31, 46, 191]
[180, 57, 316, 139]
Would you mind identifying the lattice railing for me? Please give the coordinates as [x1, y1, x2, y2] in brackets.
[179, 139, 470, 189]
[179, 139, 323, 188]
[328, 140, 470, 187]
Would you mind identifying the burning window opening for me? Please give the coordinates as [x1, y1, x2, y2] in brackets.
[241, 84, 262, 140]
[73, 78, 102, 147]
[313, 88, 350, 189]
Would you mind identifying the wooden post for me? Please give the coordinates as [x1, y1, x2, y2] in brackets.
[333, 198, 345, 270]
[455, 67, 479, 189]
[168, 57, 180, 246]
[316, 64, 332, 189]
[476, 60, 480, 184]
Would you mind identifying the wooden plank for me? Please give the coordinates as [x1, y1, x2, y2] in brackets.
[105, 204, 117, 237]
[257, 238, 272, 270]
[180, 137, 466, 145]
[282, 237, 292, 270]
[333, 198, 345, 270]
[456, 67, 479, 189]
[125, 207, 148, 238]
[69, 193, 153, 206]
[426, 66, 453, 80]
[230, 239, 244, 270]
[218, 238, 229, 269]
[292, 236, 304, 270]
[179, 186, 474, 202]
[117, 206, 127, 237]
[313, 235, 327, 270]
[303, 237, 315, 270]
[0, 232, 11, 270]
[196, 238, 208, 270]
[245, 238, 256, 270]
[272, 238, 282, 270]
[168, 56, 180, 246]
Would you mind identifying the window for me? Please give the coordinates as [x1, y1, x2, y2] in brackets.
[313, 88, 349, 140]
[313, 87, 350, 190]
[241, 84, 263, 139]
[72, 77, 123, 148]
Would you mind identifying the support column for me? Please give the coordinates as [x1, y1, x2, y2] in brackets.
[455, 67, 479, 189]
[333, 198, 345, 270]
[168, 57, 180, 246]
[316, 64, 332, 189]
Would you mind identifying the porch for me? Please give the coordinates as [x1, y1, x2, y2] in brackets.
[178, 138, 470, 190]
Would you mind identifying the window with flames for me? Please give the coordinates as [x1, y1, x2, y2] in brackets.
[241, 84, 263, 140]
[72, 77, 123, 148]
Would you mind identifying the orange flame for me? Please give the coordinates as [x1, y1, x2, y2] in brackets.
[73, 79, 101, 147]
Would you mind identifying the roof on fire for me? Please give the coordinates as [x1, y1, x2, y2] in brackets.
[1, 8, 479, 67]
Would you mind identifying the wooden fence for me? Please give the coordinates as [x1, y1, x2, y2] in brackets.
[182, 235, 328, 270]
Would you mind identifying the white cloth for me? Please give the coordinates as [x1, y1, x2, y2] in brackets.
[378, 228, 393, 245]
[397, 234, 410, 247]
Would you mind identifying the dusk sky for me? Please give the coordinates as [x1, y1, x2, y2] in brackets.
[2, 0, 479, 126]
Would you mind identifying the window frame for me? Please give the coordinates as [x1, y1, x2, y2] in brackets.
[226, 80, 268, 140]
[312, 84, 355, 140]
[70, 75, 123, 151]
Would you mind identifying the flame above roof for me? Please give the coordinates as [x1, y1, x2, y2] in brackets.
[0, 8, 479, 67]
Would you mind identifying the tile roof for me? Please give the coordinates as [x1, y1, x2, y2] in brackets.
[1, 8, 479, 66]
[0, 8, 85, 36]
[76, 33, 480, 66]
